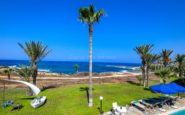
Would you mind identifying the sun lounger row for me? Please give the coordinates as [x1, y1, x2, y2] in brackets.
[131, 96, 180, 114]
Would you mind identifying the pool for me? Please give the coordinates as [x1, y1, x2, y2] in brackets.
[170, 109, 185, 115]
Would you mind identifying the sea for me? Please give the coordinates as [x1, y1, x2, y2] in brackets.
[0, 60, 141, 74]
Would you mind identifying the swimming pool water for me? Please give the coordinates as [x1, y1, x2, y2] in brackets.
[170, 109, 185, 115]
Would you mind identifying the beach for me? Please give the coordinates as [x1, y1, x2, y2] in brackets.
[0, 72, 145, 88]
[0, 71, 160, 89]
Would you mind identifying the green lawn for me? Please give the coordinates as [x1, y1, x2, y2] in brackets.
[0, 83, 160, 115]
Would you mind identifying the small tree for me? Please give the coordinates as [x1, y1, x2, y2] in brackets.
[136, 76, 143, 86]
[155, 68, 176, 84]
[175, 54, 185, 78]
[4, 68, 13, 80]
[74, 64, 79, 73]
[17, 66, 32, 82]
[17, 66, 32, 96]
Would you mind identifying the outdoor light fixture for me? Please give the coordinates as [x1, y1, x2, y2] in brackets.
[99, 96, 103, 115]
[100, 96, 103, 100]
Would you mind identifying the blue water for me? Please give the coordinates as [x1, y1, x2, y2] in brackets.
[0, 60, 141, 74]
[170, 109, 185, 115]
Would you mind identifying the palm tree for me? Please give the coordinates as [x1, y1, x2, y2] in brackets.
[175, 54, 185, 78]
[18, 41, 51, 85]
[79, 4, 105, 107]
[134, 44, 154, 87]
[145, 54, 160, 86]
[155, 68, 175, 84]
[161, 49, 173, 67]
[17, 66, 32, 82]
[17, 66, 33, 96]
[4, 68, 13, 80]
[74, 64, 79, 73]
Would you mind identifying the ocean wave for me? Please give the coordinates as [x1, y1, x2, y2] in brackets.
[38, 69, 50, 72]
[8, 65, 17, 68]
[106, 65, 127, 69]
[106, 65, 140, 70]
[130, 67, 140, 70]
[8, 65, 50, 72]
[120, 70, 129, 73]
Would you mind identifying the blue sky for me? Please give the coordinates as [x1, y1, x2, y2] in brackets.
[0, 0, 185, 63]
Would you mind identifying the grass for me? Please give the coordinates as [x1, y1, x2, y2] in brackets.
[0, 83, 160, 115]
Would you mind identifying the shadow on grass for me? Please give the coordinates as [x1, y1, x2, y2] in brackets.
[41, 85, 57, 92]
[79, 87, 95, 104]
[80, 87, 89, 104]
[97, 107, 104, 115]
[143, 87, 150, 91]
[126, 81, 140, 86]
[19, 97, 35, 100]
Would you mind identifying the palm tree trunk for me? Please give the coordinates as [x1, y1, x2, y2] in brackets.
[179, 65, 182, 78]
[143, 65, 147, 87]
[8, 74, 10, 80]
[88, 23, 93, 107]
[146, 67, 149, 87]
[32, 62, 38, 85]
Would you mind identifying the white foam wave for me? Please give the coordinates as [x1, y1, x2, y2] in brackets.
[8, 65, 17, 68]
[121, 70, 129, 73]
[38, 69, 50, 72]
[106, 65, 140, 70]
[131, 67, 140, 70]
[106, 65, 127, 69]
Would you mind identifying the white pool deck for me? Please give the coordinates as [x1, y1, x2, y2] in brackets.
[159, 106, 185, 115]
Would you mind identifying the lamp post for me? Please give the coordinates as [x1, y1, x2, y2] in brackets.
[99, 96, 103, 115]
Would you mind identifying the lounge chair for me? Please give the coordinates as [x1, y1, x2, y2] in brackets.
[165, 99, 178, 109]
[138, 99, 153, 108]
[148, 98, 166, 112]
[131, 101, 151, 113]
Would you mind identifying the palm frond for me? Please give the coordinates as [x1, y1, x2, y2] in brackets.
[18, 41, 51, 63]
[79, 4, 105, 24]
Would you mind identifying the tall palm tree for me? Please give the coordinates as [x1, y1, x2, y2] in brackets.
[175, 54, 185, 78]
[134, 44, 154, 87]
[79, 4, 105, 107]
[145, 54, 160, 86]
[161, 49, 173, 67]
[18, 41, 51, 85]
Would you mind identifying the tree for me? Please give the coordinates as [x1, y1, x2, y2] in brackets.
[18, 41, 51, 85]
[74, 64, 79, 73]
[17, 66, 33, 96]
[145, 54, 160, 86]
[17, 66, 32, 82]
[134, 44, 154, 87]
[161, 49, 173, 67]
[79, 4, 105, 107]
[136, 76, 143, 86]
[175, 54, 185, 78]
[155, 68, 176, 84]
[4, 68, 13, 80]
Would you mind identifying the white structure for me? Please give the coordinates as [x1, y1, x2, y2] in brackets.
[4, 79, 40, 95]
